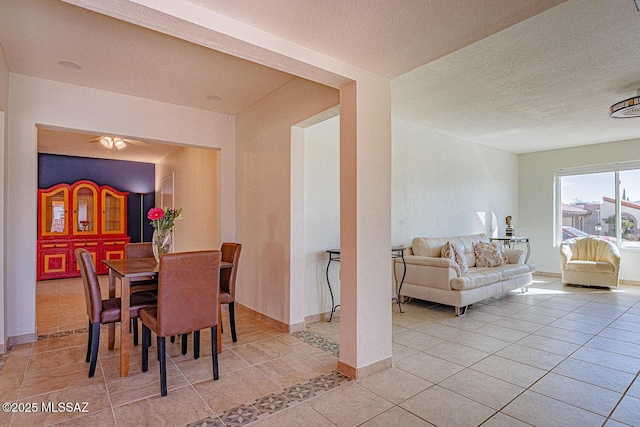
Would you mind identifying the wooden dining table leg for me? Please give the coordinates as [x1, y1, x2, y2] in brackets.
[120, 276, 131, 377]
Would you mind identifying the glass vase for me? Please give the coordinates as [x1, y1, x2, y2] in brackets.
[152, 228, 173, 262]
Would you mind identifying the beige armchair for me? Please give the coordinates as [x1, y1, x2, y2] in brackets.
[560, 237, 621, 288]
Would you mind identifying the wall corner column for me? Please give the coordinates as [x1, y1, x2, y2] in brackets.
[338, 77, 392, 379]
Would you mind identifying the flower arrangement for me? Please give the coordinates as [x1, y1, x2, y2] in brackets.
[147, 207, 183, 261]
[147, 207, 183, 231]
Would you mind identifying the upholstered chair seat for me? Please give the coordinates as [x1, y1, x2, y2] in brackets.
[220, 242, 242, 342]
[124, 242, 158, 345]
[560, 236, 621, 288]
[140, 251, 221, 396]
[76, 248, 156, 378]
[125, 242, 158, 293]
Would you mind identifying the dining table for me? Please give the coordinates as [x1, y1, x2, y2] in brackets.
[103, 257, 232, 377]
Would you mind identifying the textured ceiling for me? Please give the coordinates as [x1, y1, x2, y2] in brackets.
[186, 0, 567, 79]
[1, 0, 639, 160]
[0, 0, 295, 115]
[392, 0, 640, 153]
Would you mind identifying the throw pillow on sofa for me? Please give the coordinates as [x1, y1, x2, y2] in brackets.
[473, 241, 509, 268]
[441, 241, 469, 274]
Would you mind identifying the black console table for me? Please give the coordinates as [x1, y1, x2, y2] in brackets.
[325, 246, 408, 322]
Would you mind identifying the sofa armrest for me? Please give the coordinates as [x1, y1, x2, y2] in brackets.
[403, 255, 458, 268]
[504, 248, 525, 264]
[395, 255, 459, 292]
[559, 243, 572, 268]
[602, 245, 621, 276]
[402, 255, 460, 276]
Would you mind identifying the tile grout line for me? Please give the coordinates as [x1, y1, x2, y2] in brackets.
[393, 286, 640, 425]
[184, 371, 352, 427]
[185, 330, 347, 427]
[603, 369, 640, 426]
[18, 277, 640, 426]
[513, 292, 638, 421]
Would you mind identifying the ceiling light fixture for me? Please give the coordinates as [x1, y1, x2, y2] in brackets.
[99, 136, 126, 149]
[610, 89, 640, 118]
[58, 60, 82, 70]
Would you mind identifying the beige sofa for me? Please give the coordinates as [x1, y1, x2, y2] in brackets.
[560, 236, 620, 288]
[395, 234, 536, 316]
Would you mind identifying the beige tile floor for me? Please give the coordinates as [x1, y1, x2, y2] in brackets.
[1, 275, 639, 426]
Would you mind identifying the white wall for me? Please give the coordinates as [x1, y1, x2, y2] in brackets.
[156, 147, 219, 252]
[0, 45, 8, 111]
[298, 117, 520, 319]
[392, 119, 519, 245]
[0, 45, 9, 351]
[235, 77, 339, 326]
[6, 74, 234, 340]
[303, 116, 340, 318]
[78, 0, 396, 379]
[520, 139, 640, 280]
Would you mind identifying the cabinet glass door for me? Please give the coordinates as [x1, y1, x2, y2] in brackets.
[72, 184, 98, 235]
[40, 187, 69, 237]
[101, 189, 125, 234]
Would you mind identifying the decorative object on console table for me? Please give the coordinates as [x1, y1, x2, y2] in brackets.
[148, 207, 183, 262]
[489, 236, 530, 263]
[505, 215, 515, 236]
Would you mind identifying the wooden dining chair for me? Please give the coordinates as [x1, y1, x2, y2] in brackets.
[125, 242, 158, 293]
[125, 242, 158, 345]
[140, 251, 221, 396]
[220, 242, 242, 342]
[75, 248, 157, 378]
[188, 242, 242, 355]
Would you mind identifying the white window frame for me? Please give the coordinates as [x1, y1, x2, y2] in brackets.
[554, 160, 640, 247]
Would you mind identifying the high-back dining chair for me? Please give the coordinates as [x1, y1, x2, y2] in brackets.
[75, 248, 157, 378]
[170, 243, 241, 355]
[125, 242, 158, 345]
[140, 250, 221, 396]
[220, 242, 242, 342]
[125, 242, 158, 293]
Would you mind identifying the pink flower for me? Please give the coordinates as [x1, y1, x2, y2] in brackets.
[147, 207, 165, 221]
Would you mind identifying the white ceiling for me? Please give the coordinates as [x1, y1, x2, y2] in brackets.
[36, 126, 182, 163]
[393, 0, 640, 153]
[1, 0, 640, 160]
[0, 0, 296, 162]
[185, 0, 567, 79]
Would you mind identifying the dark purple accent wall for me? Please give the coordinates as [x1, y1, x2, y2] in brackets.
[38, 153, 156, 242]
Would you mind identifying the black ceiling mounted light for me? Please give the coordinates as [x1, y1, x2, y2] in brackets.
[610, 90, 640, 118]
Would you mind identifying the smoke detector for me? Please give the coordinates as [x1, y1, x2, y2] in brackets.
[610, 90, 640, 118]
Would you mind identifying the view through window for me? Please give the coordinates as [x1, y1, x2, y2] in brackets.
[557, 164, 640, 248]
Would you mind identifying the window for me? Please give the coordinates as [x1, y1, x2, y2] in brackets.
[555, 162, 640, 248]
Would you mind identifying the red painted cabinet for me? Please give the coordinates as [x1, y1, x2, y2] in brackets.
[37, 180, 130, 280]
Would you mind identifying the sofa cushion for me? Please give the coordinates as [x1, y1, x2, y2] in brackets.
[450, 263, 536, 290]
[441, 242, 469, 274]
[412, 234, 488, 267]
[565, 260, 614, 273]
[473, 242, 509, 268]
